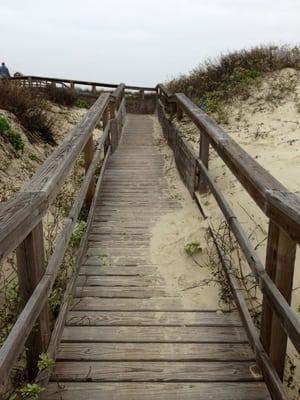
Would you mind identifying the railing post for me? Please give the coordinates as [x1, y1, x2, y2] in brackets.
[176, 104, 183, 121]
[92, 84, 96, 95]
[70, 81, 75, 91]
[84, 136, 95, 209]
[16, 221, 50, 380]
[198, 132, 209, 193]
[28, 76, 32, 88]
[260, 220, 296, 379]
[110, 101, 116, 119]
[103, 107, 110, 154]
[139, 89, 144, 100]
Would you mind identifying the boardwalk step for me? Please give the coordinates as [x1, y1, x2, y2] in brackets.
[56, 342, 255, 361]
[65, 311, 242, 326]
[43, 382, 271, 399]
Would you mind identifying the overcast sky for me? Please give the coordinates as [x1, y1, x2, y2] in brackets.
[1, 0, 300, 86]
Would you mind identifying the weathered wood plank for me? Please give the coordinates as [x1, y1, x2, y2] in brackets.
[16, 221, 50, 379]
[66, 311, 242, 327]
[74, 286, 166, 298]
[70, 297, 217, 311]
[52, 361, 262, 382]
[43, 382, 271, 400]
[57, 342, 255, 361]
[61, 326, 248, 343]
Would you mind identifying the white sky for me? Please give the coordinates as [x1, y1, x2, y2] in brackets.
[1, 0, 300, 86]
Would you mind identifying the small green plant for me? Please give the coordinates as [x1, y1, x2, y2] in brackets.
[9, 383, 44, 400]
[184, 241, 202, 256]
[70, 220, 87, 248]
[37, 352, 55, 372]
[28, 153, 39, 162]
[48, 287, 63, 315]
[74, 99, 90, 109]
[0, 116, 24, 151]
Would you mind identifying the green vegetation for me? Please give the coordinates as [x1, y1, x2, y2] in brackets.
[0, 82, 56, 144]
[37, 353, 55, 372]
[44, 86, 90, 109]
[0, 117, 24, 151]
[28, 153, 39, 162]
[168, 45, 300, 122]
[74, 98, 90, 109]
[70, 220, 87, 249]
[184, 241, 202, 256]
[9, 384, 44, 400]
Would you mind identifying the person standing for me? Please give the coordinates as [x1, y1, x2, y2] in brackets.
[0, 62, 11, 78]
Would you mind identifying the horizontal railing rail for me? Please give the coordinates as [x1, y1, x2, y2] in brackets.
[0, 84, 127, 388]
[157, 88, 300, 400]
[9, 75, 157, 92]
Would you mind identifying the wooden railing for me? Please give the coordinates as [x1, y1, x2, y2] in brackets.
[9, 75, 157, 94]
[157, 84, 300, 400]
[0, 83, 127, 389]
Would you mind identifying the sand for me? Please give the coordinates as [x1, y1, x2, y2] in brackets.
[149, 115, 227, 311]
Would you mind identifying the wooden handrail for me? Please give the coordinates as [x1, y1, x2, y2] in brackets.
[0, 84, 126, 386]
[9, 75, 156, 92]
[156, 94, 300, 399]
[0, 92, 110, 263]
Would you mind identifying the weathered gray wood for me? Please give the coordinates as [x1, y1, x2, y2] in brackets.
[70, 297, 216, 311]
[175, 93, 289, 211]
[266, 190, 300, 243]
[42, 382, 271, 400]
[196, 199, 288, 400]
[57, 342, 255, 361]
[11, 75, 156, 91]
[52, 361, 262, 382]
[261, 221, 296, 380]
[16, 222, 50, 379]
[66, 311, 242, 327]
[0, 92, 111, 262]
[199, 132, 209, 193]
[195, 161, 300, 355]
[61, 326, 248, 343]
[74, 286, 167, 298]
[84, 136, 95, 209]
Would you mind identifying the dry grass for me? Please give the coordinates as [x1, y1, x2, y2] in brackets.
[0, 82, 56, 144]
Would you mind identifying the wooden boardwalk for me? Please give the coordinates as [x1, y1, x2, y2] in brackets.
[43, 114, 270, 399]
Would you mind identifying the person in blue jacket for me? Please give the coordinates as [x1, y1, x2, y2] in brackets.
[0, 62, 11, 78]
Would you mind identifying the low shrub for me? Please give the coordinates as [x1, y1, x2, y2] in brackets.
[167, 45, 300, 110]
[0, 116, 24, 151]
[43, 86, 78, 107]
[0, 82, 56, 144]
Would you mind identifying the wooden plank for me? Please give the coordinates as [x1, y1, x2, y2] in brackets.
[52, 361, 262, 382]
[79, 266, 158, 276]
[261, 221, 296, 379]
[61, 326, 248, 343]
[66, 311, 242, 327]
[16, 221, 50, 379]
[57, 342, 255, 361]
[84, 136, 95, 209]
[43, 382, 271, 400]
[74, 286, 167, 298]
[70, 297, 218, 311]
[266, 190, 300, 242]
[75, 275, 157, 287]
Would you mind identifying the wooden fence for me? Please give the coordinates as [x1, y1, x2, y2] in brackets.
[157, 84, 300, 400]
[0, 83, 126, 390]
